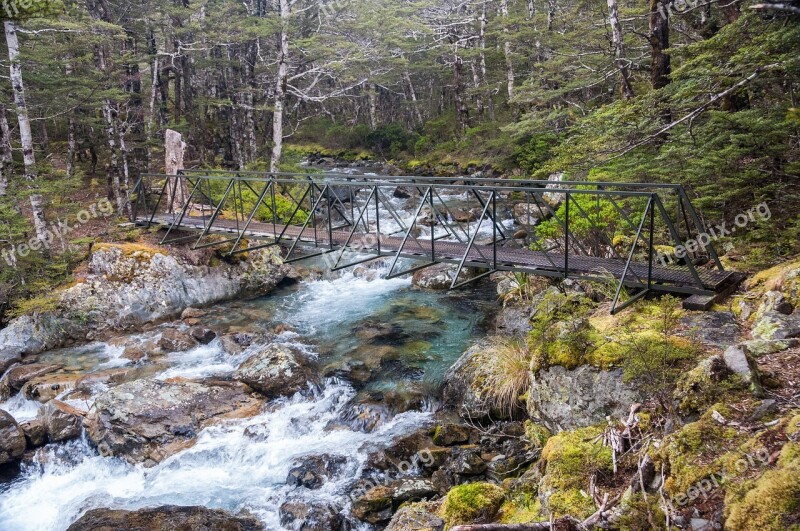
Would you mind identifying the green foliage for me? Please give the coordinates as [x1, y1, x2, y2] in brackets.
[615, 296, 696, 411]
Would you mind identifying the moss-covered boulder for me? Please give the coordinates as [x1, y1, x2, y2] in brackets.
[439, 482, 506, 527]
[385, 501, 444, 531]
[538, 426, 613, 519]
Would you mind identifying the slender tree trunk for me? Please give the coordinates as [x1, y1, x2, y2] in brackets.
[0, 105, 11, 196]
[403, 71, 424, 126]
[270, 0, 290, 173]
[245, 92, 257, 162]
[4, 21, 48, 242]
[479, 1, 494, 120]
[501, 0, 514, 101]
[367, 83, 379, 129]
[67, 118, 76, 180]
[608, 0, 635, 100]
[453, 47, 470, 132]
[117, 115, 132, 219]
[471, 61, 484, 119]
[547, 0, 556, 31]
[649, 0, 672, 123]
[528, 0, 535, 18]
[102, 102, 124, 214]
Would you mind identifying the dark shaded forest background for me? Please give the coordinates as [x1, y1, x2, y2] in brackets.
[0, 0, 798, 321]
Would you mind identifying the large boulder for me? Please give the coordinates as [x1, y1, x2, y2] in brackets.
[0, 363, 62, 400]
[513, 203, 552, 227]
[233, 344, 314, 399]
[22, 373, 80, 402]
[526, 365, 641, 432]
[0, 409, 26, 465]
[86, 379, 261, 465]
[0, 245, 288, 359]
[39, 399, 85, 442]
[385, 502, 444, 531]
[66, 506, 264, 531]
[0, 348, 21, 376]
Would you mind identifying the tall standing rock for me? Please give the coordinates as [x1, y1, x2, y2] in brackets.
[0, 409, 26, 464]
[164, 129, 188, 213]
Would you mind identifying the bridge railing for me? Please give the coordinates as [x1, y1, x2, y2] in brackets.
[131, 172, 729, 313]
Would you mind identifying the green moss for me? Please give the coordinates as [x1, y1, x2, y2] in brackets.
[440, 482, 506, 527]
[656, 405, 740, 497]
[9, 293, 61, 318]
[725, 455, 800, 531]
[540, 426, 613, 519]
[524, 421, 552, 449]
[499, 495, 541, 524]
[616, 493, 668, 530]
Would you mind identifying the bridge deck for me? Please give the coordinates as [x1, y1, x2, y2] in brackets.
[140, 214, 734, 292]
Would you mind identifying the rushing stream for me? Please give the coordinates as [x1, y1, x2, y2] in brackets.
[0, 166, 512, 530]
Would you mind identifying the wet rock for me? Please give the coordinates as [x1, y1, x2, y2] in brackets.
[76, 367, 137, 390]
[335, 401, 390, 433]
[353, 321, 408, 344]
[449, 446, 487, 476]
[0, 245, 287, 360]
[279, 501, 343, 531]
[39, 399, 85, 442]
[189, 326, 217, 345]
[412, 264, 482, 290]
[233, 344, 314, 399]
[120, 345, 148, 363]
[495, 305, 534, 336]
[513, 203, 552, 227]
[0, 348, 21, 376]
[286, 454, 347, 489]
[66, 506, 265, 531]
[22, 373, 80, 402]
[219, 333, 255, 355]
[432, 424, 470, 446]
[526, 365, 641, 432]
[393, 186, 413, 199]
[352, 485, 394, 524]
[0, 363, 61, 394]
[159, 328, 198, 352]
[0, 409, 25, 465]
[19, 418, 46, 448]
[385, 502, 444, 531]
[86, 379, 261, 465]
[451, 209, 476, 223]
[388, 478, 438, 504]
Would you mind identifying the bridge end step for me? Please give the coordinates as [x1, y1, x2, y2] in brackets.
[682, 272, 747, 311]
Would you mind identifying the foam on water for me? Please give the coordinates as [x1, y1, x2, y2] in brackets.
[0, 393, 41, 423]
[0, 379, 430, 531]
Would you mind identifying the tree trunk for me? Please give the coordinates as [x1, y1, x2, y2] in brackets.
[4, 21, 48, 243]
[367, 83, 378, 129]
[547, 0, 556, 31]
[117, 115, 132, 219]
[649, 0, 672, 124]
[608, 0, 635, 100]
[0, 105, 11, 196]
[471, 61, 484, 119]
[453, 48, 470, 133]
[501, 0, 514, 101]
[67, 118, 76, 180]
[480, 1, 495, 120]
[403, 71, 424, 126]
[270, 0, 290, 173]
[102, 102, 124, 214]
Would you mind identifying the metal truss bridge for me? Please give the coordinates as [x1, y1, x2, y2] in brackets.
[131, 171, 736, 313]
